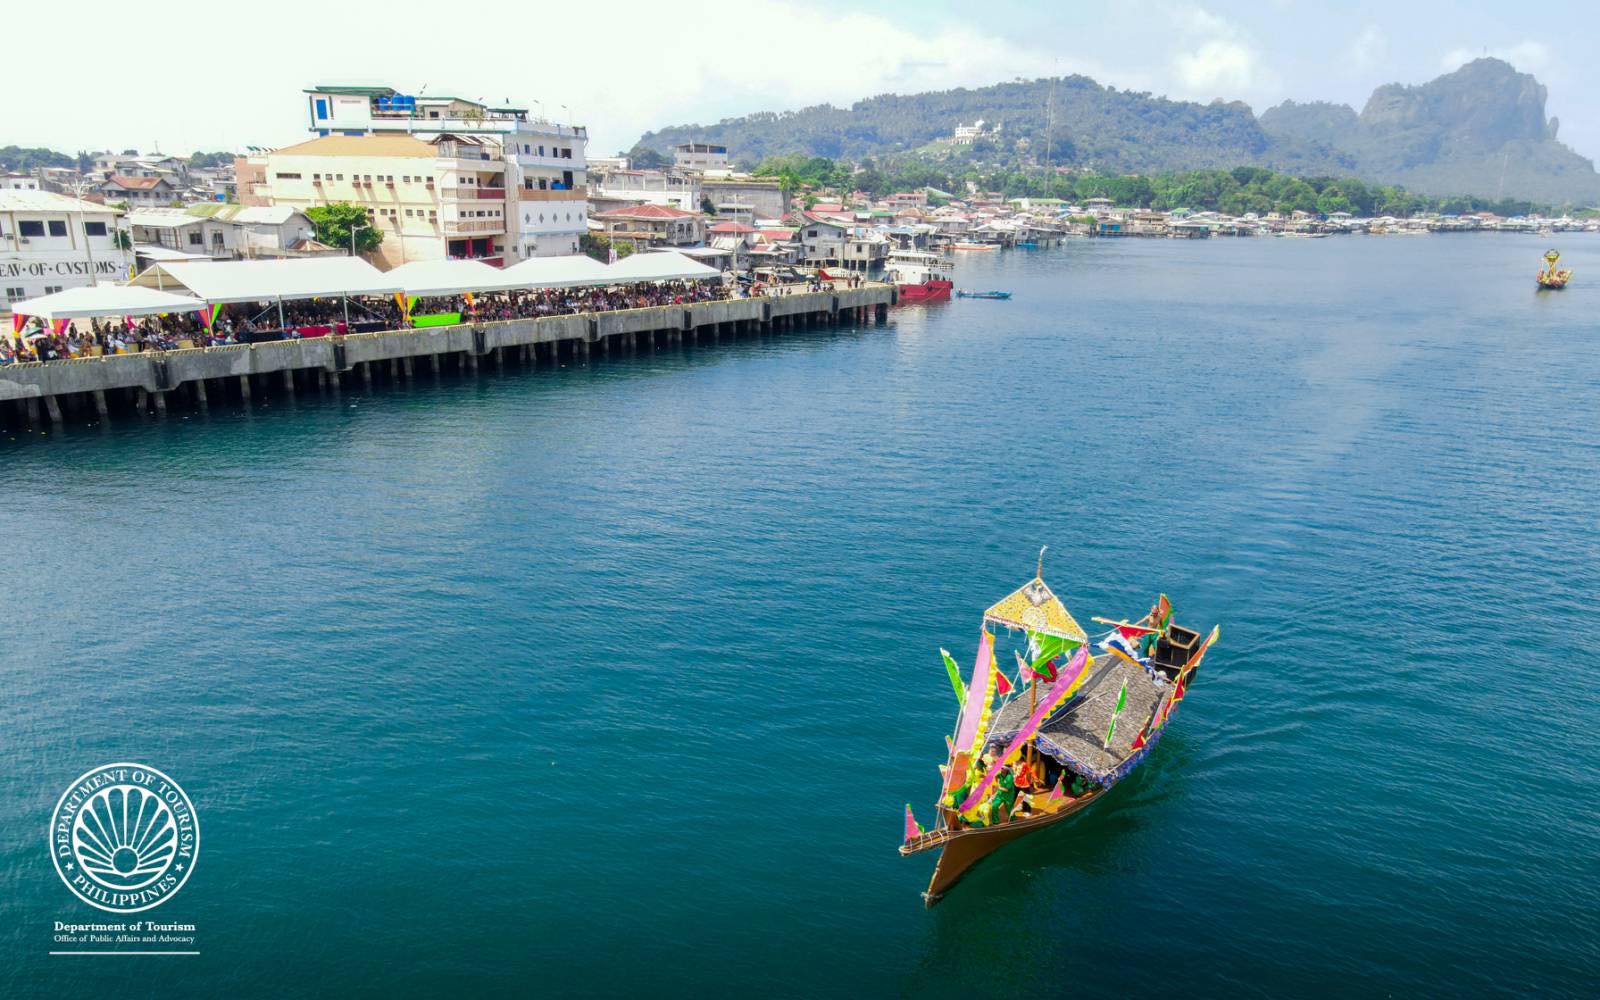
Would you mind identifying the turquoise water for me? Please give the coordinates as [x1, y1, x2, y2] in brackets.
[2, 235, 1596, 997]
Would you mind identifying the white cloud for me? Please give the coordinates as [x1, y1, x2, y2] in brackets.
[1167, 7, 1277, 102]
[1346, 26, 1387, 72]
[3, 0, 1133, 157]
[1439, 40, 1552, 74]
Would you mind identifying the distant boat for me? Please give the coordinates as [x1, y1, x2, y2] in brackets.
[950, 242, 999, 251]
[1537, 249, 1573, 290]
[887, 249, 954, 302]
[956, 290, 1012, 300]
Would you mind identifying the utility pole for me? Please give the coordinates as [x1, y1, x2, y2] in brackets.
[69, 176, 100, 286]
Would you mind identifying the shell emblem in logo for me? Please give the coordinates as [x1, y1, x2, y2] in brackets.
[74, 785, 178, 889]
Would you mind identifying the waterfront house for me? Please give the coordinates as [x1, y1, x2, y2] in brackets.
[590, 203, 705, 247]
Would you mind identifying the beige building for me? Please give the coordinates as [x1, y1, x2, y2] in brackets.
[262, 134, 555, 268]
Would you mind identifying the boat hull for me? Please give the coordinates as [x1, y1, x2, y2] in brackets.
[897, 279, 953, 301]
[901, 790, 1104, 905]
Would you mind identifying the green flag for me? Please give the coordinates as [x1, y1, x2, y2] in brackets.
[1026, 631, 1079, 679]
[940, 648, 966, 703]
[1102, 680, 1129, 748]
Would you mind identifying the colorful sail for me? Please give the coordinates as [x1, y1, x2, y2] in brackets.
[953, 632, 997, 754]
[940, 648, 966, 704]
[959, 646, 1090, 812]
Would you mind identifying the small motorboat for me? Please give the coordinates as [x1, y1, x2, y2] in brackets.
[949, 242, 999, 251]
[955, 290, 1012, 300]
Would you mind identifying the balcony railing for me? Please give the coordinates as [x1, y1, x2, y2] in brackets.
[515, 186, 587, 202]
[441, 220, 505, 236]
[438, 187, 506, 201]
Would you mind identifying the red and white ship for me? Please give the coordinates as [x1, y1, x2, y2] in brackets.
[887, 249, 954, 302]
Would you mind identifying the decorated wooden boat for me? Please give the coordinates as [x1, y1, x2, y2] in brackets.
[1537, 249, 1572, 289]
[900, 554, 1218, 906]
[955, 290, 1012, 299]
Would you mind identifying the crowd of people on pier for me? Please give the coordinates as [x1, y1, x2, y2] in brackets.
[1, 271, 877, 365]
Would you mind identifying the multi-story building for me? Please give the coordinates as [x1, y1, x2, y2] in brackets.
[700, 175, 785, 223]
[589, 168, 702, 213]
[99, 175, 178, 206]
[590, 204, 705, 247]
[673, 142, 728, 171]
[2, 174, 41, 191]
[266, 84, 588, 265]
[0, 190, 132, 311]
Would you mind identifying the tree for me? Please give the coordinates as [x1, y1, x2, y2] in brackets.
[306, 203, 383, 253]
[580, 233, 633, 262]
[627, 145, 671, 169]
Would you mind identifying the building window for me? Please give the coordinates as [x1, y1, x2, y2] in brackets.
[314, 173, 322, 181]
[188, 232, 203, 245]
[336, 174, 344, 181]
[84, 221, 107, 236]
[44, 285, 62, 294]
[4, 287, 23, 301]
[275, 172, 302, 180]
[48, 220, 68, 236]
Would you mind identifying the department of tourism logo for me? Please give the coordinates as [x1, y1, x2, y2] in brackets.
[50, 763, 199, 913]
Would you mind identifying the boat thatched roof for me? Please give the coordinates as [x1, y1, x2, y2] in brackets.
[983, 577, 1087, 644]
[984, 652, 1166, 781]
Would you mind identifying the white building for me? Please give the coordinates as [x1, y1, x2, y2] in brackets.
[674, 142, 728, 171]
[0, 191, 132, 311]
[1, 174, 41, 191]
[590, 168, 702, 212]
[294, 84, 588, 262]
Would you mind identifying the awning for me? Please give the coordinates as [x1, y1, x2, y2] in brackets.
[129, 257, 403, 303]
[9, 284, 206, 320]
[605, 251, 722, 282]
[499, 254, 614, 288]
[386, 259, 527, 297]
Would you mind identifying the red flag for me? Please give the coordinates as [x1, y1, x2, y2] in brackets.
[995, 670, 1013, 697]
[1172, 671, 1190, 703]
[1117, 623, 1158, 641]
[1131, 723, 1149, 752]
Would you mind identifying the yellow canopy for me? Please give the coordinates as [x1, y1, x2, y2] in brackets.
[983, 577, 1087, 644]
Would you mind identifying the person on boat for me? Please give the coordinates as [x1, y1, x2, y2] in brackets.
[986, 766, 1018, 825]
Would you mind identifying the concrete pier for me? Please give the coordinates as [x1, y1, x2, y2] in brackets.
[1, 285, 896, 428]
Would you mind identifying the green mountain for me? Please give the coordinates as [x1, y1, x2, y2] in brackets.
[1260, 59, 1600, 204]
[635, 59, 1599, 205]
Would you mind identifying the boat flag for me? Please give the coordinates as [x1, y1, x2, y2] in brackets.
[1047, 777, 1066, 804]
[995, 666, 1013, 697]
[940, 648, 966, 704]
[1130, 721, 1149, 752]
[904, 804, 923, 843]
[1102, 680, 1129, 749]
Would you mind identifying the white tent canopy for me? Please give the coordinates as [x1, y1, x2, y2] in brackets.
[605, 251, 722, 282]
[9, 284, 206, 320]
[130, 257, 403, 304]
[387, 259, 529, 297]
[499, 254, 614, 289]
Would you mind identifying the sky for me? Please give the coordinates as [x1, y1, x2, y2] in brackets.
[7, 0, 1599, 162]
